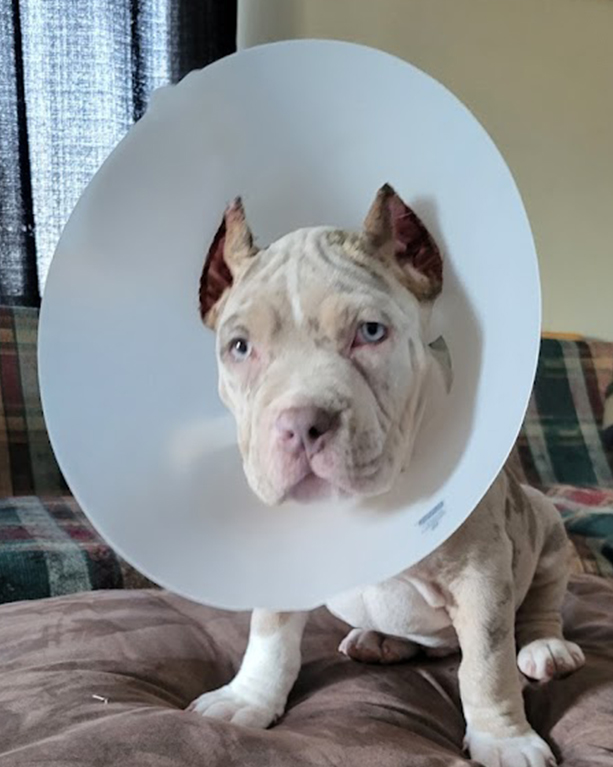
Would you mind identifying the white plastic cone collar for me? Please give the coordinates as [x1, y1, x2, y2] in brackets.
[38, 40, 540, 611]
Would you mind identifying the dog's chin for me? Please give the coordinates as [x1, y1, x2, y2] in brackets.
[283, 469, 397, 505]
[280, 465, 398, 506]
[247, 454, 399, 506]
[284, 473, 337, 504]
[246, 469, 338, 506]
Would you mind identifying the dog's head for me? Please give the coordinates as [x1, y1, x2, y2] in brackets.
[199, 185, 443, 505]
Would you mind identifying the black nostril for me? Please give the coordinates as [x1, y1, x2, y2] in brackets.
[306, 410, 339, 444]
[277, 407, 340, 453]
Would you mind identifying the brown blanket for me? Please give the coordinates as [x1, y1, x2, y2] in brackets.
[1, 576, 613, 766]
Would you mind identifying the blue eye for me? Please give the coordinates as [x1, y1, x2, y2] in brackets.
[355, 322, 388, 346]
[229, 337, 252, 360]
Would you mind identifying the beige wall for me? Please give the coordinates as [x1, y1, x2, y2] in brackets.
[238, 0, 613, 340]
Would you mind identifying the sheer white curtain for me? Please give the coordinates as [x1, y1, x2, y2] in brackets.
[0, 0, 236, 305]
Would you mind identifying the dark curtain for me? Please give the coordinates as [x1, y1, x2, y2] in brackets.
[0, 0, 237, 307]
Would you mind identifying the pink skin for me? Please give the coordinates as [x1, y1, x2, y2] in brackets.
[274, 406, 340, 502]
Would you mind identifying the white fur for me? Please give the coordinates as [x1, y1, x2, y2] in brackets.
[465, 728, 556, 767]
[287, 244, 305, 325]
[517, 638, 584, 681]
[189, 611, 307, 727]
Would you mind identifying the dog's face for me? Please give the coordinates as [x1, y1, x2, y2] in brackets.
[199, 185, 443, 505]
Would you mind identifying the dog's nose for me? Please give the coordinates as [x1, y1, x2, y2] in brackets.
[275, 406, 339, 456]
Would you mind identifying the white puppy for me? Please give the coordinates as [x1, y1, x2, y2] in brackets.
[190, 185, 584, 767]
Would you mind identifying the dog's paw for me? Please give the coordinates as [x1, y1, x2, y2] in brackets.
[338, 628, 418, 664]
[517, 638, 585, 681]
[465, 728, 556, 767]
[187, 685, 277, 728]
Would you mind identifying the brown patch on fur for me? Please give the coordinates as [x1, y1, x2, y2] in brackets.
[541, 523, 568, 556]
[511, 540, 520, 575]
[526, 507, 538, 551]
[507, 476, 527, 514]
[307, 316, 321, 335]
[507, 477, 539, 551]
[500, 581, 513, 606]
[320, 299, 353, 348]
[322, 232, 391, 293]
[304, 314, 332, 349]
[270, 308, 283, 339]
[326, 229, 367, 255]
[486, 586, 513, 646]
[487, 620, 511, 647]
[491, 522, 503, 543]
[408, 338, 417, 369]
[223, 197, 257, 267]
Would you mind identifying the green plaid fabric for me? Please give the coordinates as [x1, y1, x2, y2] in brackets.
[0, 306, 153, 603]
[604, 381, 613, 450]
[2, 306, 610, 499]
[547, 485, 613, 579]
[0, 306, 66, 496]
[515, 338, 613, 488]
[0, 304, 612, 603]
[0, 496, 153, 603]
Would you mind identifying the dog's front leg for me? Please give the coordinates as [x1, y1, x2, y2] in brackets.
[450, 565, 555, 767]
[188, 610, 307, 728]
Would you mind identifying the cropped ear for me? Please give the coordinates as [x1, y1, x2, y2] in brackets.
[199, 197, 258, 328]
[363, 184, 443, 301]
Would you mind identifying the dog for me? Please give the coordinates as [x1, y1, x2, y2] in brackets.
[189, 185, 584, 767]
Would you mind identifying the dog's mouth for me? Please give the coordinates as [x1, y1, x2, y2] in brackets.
[275, 452, 383, 505]
[283, 472, 334, 503]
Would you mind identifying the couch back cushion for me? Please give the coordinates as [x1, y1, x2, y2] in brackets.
[514, 338, 613, 488]
[0, 306, 66, 496]
[0, 305, 611, 497]
[604, 381, 613, 450]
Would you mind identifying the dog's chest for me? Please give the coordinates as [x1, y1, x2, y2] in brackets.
[326, 572, 456, 648]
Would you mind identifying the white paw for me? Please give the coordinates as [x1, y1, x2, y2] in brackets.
[465, 728, 556, 767]
[338, 628, 418, 664]
[517, 638, 585, 681]
[187, 684, 278, 728]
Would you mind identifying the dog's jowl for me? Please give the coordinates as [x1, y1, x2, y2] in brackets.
[190, 185, 583, 767]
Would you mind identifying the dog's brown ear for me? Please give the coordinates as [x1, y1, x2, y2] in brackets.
[199, 198, 258, 328]
[363, 184, 443, 301]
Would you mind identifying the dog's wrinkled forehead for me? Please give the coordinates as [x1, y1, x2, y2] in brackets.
[246, 228, 389, 304]
[199, 184, 443, 331]
[214, 227, 398, 345]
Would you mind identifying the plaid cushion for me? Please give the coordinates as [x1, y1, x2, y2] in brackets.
[1, 304, 612, 602]
[548, 486, 613, 579]
[1, 306, 611, 496]
[604, 381, 613, 450]
[0, 306, 66, 496]
[514, 338, 613, 488]
[0, 492, 609, 605]
[0, 496, 154, 604]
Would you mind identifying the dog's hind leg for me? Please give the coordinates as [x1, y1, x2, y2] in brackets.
[338, 628, 419, 664]
[515, 493, 585, 682]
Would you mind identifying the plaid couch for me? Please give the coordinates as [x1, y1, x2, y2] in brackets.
[0, 306, 153, 602]
[0, 305, 612, 604]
